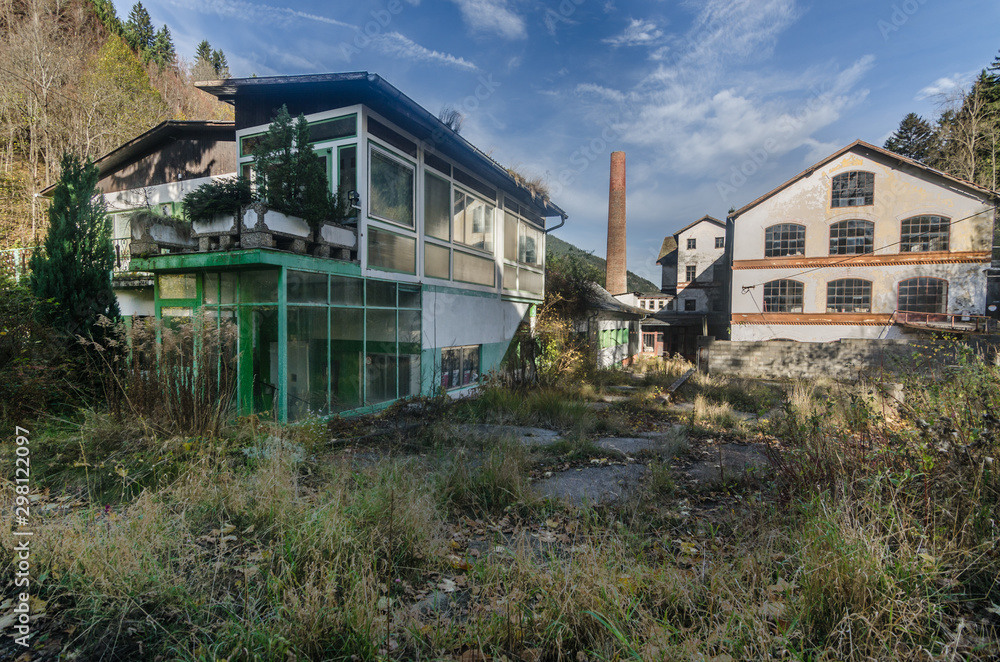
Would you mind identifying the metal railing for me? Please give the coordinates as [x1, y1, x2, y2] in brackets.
[895, 310, 997, 334]
[1, 238, 133, 282]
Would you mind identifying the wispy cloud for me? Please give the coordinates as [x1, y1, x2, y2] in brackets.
[448, 0, 527, 40]
[373, 32, 479, 71]
[916, 71, 977, 99]
[164, 0, 355, 29]
[603, 18, 663, 47]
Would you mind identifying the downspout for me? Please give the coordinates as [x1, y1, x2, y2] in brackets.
[544, 212, 567, 234]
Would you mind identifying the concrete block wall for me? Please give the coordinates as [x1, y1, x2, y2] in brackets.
[706, 338, 933, 381]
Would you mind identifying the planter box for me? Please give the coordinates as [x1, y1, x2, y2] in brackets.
[130, 214, 197, 256]
[192, 213, 239, 251]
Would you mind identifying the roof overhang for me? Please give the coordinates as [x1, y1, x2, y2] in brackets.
[196, 72, 567, 221]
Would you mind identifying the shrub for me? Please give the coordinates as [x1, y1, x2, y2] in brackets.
[182, 175, 254, 223]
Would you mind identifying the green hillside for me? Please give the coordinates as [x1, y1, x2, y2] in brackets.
[546, 234, 660, 293]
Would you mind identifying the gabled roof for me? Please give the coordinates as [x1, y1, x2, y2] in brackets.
[40, 120, 235, 197]
[656, 236, 677, 264]
[731, 139, 998, 219]
[196, 72, 567, 221]
[673, 214, 725, 237]
[585, 282, 646, 317]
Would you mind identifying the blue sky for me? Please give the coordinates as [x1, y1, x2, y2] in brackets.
[117, 0, 999, 284]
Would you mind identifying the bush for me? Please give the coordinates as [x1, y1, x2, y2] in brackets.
[182, 175, 254, 223]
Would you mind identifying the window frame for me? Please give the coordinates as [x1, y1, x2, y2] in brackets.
[762, 279, 804, 313]
[897, 277, 948, 314]
[900, 215, 950, 253]
[764, 223, 806, 257]
[686, 238, 696, 249]
[715, 236, 725, 249]
[826, 278, 872, 313]
[368, 145, 416, 230]
[683, 299, 696, 312]
[441, 344, 481, 391]
[685, 265, 697, 282]
[829, 219, 874, 256]
[831, 171, 875, 208]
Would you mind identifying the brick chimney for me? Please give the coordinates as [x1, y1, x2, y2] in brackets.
[606, 151, 627, 295]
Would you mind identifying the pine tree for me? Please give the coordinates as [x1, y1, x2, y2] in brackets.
[884, 112, 938, 163]
[195, 40, 212, 65]
[124, 2, 154, 53]
[29, 154, 119, 336]
[211, 49, 230, 79]
[151, 24, 176, 68]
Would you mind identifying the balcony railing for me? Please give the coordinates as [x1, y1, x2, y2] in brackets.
[895, 310, 997, 334]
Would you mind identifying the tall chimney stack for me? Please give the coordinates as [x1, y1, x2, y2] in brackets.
[606, 151, 627, 295]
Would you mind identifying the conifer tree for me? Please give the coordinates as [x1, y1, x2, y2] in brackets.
[195, 40, 212, 64]
[884, 112, 938, 162]
[211, 49, 230, 78]
[29, 154, 119, 336]
[151, 24, 176, 68]
[125, 2, 154, 53]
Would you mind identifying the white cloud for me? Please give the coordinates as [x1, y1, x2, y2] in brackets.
[575, 83, 631, 103]
[372, 32, 479, 71]
[448, 0, 526, 40]
[164, 0, 355, 29]
[916, 71, 977, 100]
[603, 18, 663, 47]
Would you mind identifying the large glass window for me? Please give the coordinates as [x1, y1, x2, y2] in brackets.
[454, 250, 496, 287]
[829, 220, 874, 255]
[453, 190, 494, 253]
[367, 227, 416, 274]
[831, 171, 874, 207]
[518, 223, 543, 267]
[369, 148, 414, 227]
[826, 278, 872, 313]
[307, 114, 356, 144]
[158, 274, 197, 300]
[425, 243, 450, 280]
[338, 145, 357, 197]
[424, 172, 451, 240]
[898, 277, 947, 313]
[764, 224, 805, 257]
[900, 215, 950, 252]
[330, 306, 363, 412]
[287, 307, 330, 419]
[762, 279, 804, 313]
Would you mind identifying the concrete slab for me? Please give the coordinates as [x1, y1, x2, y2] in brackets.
[532, 464, 646, 506]
[684, 444, 770, 484]
[458, 424, 563, 446]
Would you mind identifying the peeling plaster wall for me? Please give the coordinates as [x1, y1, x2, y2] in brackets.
[731, 149, 995, 341]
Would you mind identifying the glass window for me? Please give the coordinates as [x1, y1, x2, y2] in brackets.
[503, 264, 517, 290]
[366, 308, 397, 404]
[831, 171, 875, 207]
[687, 238, 696, 249]
[366, 280, 397, 307]
[308, 114, 356, 143]
[685, 265, 696, 281]
[203, 272, 219, 305]
[715, 236, 724, 249]
[901, 215, 950, 252]
[442, 345, 480, 390]
[520, 269, 543, 295]
[826, 279, 872, 313]
[454, 250, 496, 287]
[898, 277, 947, 313]
[287, 270, 328, 304]
[453, 191, 493, 253]
[158, 274, 197, 300]
[330, 307, 363, 411]
[330, 275, 363, 306]
[424, 172, 451, 240]
[684, 299, 696, 311]
[239, 270, 279, 303]
[764, 224, 805, 257]
[425, 243, 450, 280]
[220, 272, 237, 304]
[367, 227, 416, 274]
[504, 212, 518, 262]
[369, 149, 414, 228]
[287, 307, 330, 420]
[398, 285, 421, 309]
[338, 145, 357, 196]
[518, 223, 543, 267]
[829, 220, 874, 255]
[762, 279, 804, 313]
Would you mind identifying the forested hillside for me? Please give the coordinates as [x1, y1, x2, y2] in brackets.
[546, 234, 660, 293]
[884, 49, 1000, 190]
[0, 0, 232, 247]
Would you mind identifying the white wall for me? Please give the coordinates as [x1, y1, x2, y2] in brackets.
[423, 289, 529, 349]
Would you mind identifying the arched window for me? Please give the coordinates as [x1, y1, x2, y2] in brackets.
[762, 279, 804, 313]
[900, 215, 950, 252]
[898, 277, 947, 313]
[764, 224, 805, 257]
[831, 171, 874, 207]
[829, 220, 874, 255]
[826, 278, 872, 313]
